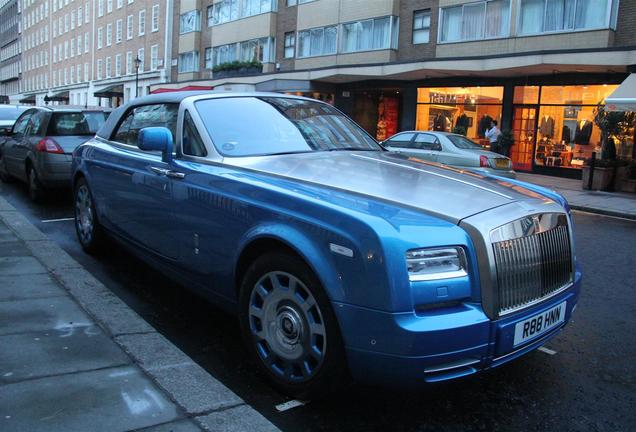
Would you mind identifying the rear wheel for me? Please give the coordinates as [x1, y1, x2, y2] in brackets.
[74, 177, 104, 253]
[239, 252, 347, 400]
[27, 166, 44, 202]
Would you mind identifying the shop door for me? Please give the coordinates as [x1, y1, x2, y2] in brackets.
[510, 106, 538, 171]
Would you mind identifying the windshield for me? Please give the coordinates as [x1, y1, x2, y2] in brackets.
[0, 106, 28, 121]
[47, 112, 109, 136]
[446, 134, 484, 150]
[195, 97, 381, 157]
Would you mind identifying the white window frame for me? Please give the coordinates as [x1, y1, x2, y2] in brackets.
[151, 4, 159, 32]
[412, 9, 431, 44]
[438, 0, 512, 43]
[138, 10, 145, 36]
[127, 15, 133, 39]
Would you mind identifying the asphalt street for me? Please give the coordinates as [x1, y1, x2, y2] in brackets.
[1, 181, 635, 432]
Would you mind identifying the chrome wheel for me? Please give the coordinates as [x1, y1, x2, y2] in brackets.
[248, 271, 327, 382]
[75, 184, 94, 245]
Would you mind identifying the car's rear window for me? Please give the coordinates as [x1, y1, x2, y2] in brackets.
[47, 112, 108, 136]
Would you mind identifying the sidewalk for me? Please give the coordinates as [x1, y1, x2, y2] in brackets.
[0, 196, 278, 432]
[516, 173, 636, 219]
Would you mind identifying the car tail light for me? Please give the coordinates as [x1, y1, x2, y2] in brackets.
[35, 138, 64, 154]
[479, 155, 490, 167]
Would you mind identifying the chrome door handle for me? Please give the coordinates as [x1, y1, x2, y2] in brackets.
[165, 170, 186, 179]
[150, 166, 169, 175]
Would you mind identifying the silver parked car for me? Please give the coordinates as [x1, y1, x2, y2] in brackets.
[382, 131, 516, 179]
[0, 106, 110, 201]
[0, 104, 29, 134]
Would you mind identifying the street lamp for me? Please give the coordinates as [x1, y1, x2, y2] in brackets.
[134, 56, 142, 98]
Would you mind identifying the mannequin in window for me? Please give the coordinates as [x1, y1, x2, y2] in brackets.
[574, 119, 593, 145]
[539, 115, 554, 138]
[433, 113, 445, 131]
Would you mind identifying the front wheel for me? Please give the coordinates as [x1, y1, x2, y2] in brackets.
[239, 252, 347, 400]
[74, 177, 105, 253]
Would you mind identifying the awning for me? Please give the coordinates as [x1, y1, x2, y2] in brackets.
[605, 73, 636, 112]
[94, 84, 124, 98]
[151, 85, 213, 94]
[19, 95, 36, 104]
[44, 90, 69, 102]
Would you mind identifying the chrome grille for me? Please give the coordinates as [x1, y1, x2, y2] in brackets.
[491, 214, 573, 315]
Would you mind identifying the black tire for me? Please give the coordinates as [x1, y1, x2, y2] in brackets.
[73, 177, 105, 254]
[0, 153, 14, 183]
[238, 252, 348, 400]
[28, 166, 44, 202]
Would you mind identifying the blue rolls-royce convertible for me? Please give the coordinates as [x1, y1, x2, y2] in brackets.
[71, 92, 581, 399]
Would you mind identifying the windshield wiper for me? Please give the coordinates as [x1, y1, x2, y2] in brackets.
[324, 147, 379, 152]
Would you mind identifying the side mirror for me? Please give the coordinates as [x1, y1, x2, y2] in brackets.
[138, 127, 173, 163]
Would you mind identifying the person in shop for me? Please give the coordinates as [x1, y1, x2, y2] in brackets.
[486, 120, 501, 152]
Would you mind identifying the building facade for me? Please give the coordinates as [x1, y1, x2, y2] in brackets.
[20, 0, 173, 107]
[0, 0, 22, 103]
[156, 0, 635, 178]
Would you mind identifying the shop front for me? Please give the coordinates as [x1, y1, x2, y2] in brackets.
[415, 86, 504, 147]
[510, 84, 630, 175]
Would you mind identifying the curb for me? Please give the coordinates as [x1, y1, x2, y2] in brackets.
[0, 196, 280, 432]
[569, 205, 636, 220]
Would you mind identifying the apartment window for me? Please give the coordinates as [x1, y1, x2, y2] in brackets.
[106, 56, 111, 77]
[297, 26, 337, 58]
[137, 47, 144, 71]
[70, 38, 75, 57]
[84, 32, 90, 53]
[180, 10, 201, 34]
[64, 40, 68, 58]
[284, 32, 295, 58]
[85, 2, 90, 23]
[115, 54, 121, 76]
[96, 59, 102, 79]
[53, 20, 57, 37]
[206, 5, 214, 27]
[240, 0, 273, 18]
[138, 10, 145, 35]
[413, 10, 431, 44]
[97, 27, 103, 48]
[518, 0, 615, 35]
[211, 37, 274, 66]
[342, 16, 398, 53]
[127, 15, 133, 39]
[70, 66, 74, 83]
[78, 7, 82, 26]
[77, 63, 82, 82]
[150, 45, 159, 70]
[116, 19, 122, 43]
[151, 5, 159, 32]
[126, 51, 132, 74]
[98, 0, 103, 17]
[106, 23, 112, 46]
[204, 47, 213, 69]
[287, 0, 313, 5]
[84, 63, 89, 82]
[64, 13, 69, 32]
[107, 0, 112, 14]
[71, 9, 75, 29]
[117, 0, 122, 8]
[178, 51, 198, 73]
[77, 35, 82, 55]
[440, 0, 510, 42]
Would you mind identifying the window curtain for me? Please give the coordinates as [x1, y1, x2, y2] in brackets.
[519, 0, 544, 34]
[298, 31, 310, 57]
[324, 27, 337, 54]
[485, 0, 510, 38]
[575, 0, 606, 29]
[310, 28, 324, 57]
[544, 0, 575, 31]
[441, 6, 462, 42]
[372, 17, 390, 49]
[462, 3, 485, 40]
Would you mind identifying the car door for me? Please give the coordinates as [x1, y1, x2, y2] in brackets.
[87, 103, 180, 260]
[412, 133, 443, 162]
[3, 110, 34, 180]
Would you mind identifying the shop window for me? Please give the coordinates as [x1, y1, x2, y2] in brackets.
[415, 87, 503, 146]
[513, 85, 539, 104]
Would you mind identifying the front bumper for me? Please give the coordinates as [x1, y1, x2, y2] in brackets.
[335, 270, 581, 386]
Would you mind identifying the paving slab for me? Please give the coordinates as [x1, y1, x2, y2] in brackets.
[134, 419, 203, 432]
[0, 256, 48, 275]
[196, 404, 279, 432]
[24, 239, 83, 271]
[0, 365, 180, 432]
[0, 241, 31, 257]
[0, 296, 92, 336]
[0, 273, 67, 301]
[0, 224, 18, 243]
[0, 328, 130, 384]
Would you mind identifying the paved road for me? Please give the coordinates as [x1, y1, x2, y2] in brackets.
[1, 181, 635, 431]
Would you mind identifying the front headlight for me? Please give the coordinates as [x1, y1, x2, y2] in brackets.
[406, 247, 468, 282]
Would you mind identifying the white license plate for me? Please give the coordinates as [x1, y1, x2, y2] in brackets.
[513, 302, 566, 347]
